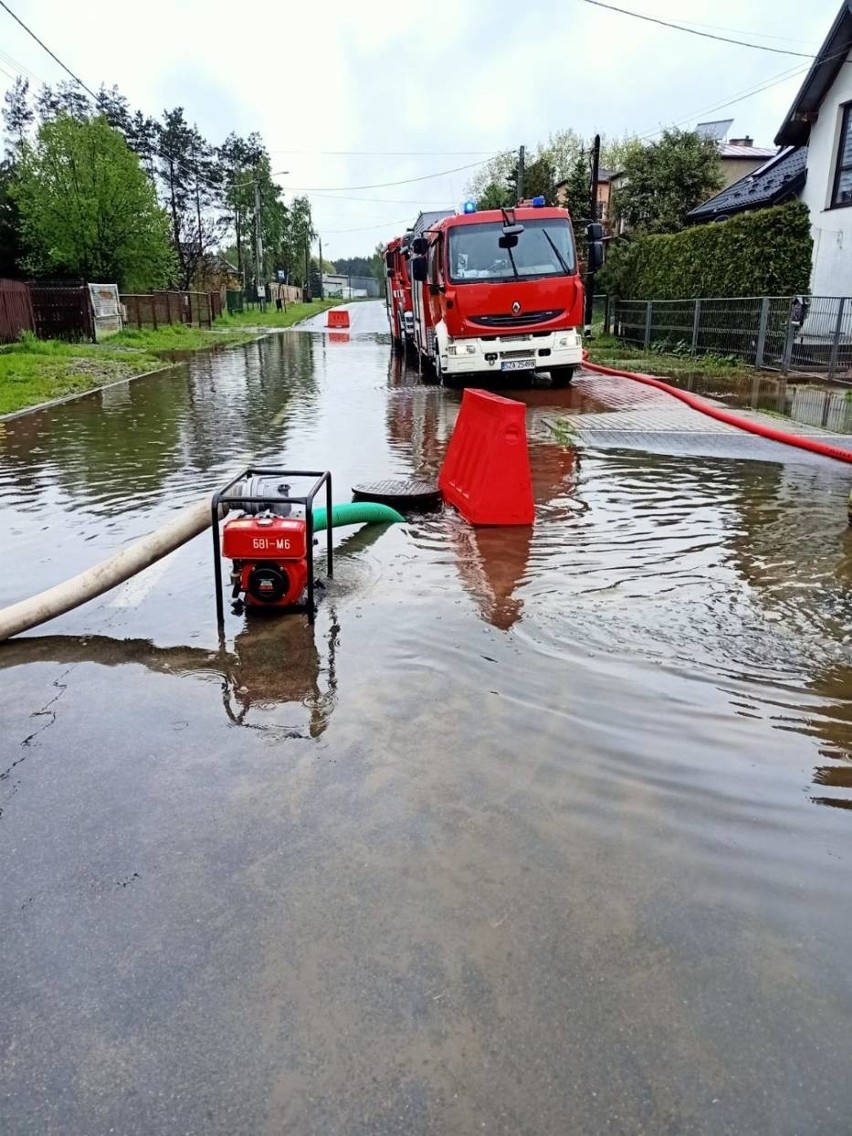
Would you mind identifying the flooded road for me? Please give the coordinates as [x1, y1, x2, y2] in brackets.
[2, 302, 852, 1134]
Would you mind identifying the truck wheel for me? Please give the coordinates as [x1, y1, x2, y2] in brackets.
[420, 351, 439, 386]
[550, 366, 576, 389]
[436, 354, 461, 389]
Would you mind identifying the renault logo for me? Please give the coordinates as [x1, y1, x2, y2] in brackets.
[512, 301, 522, 315]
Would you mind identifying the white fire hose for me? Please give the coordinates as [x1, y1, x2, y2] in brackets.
[0, 498, 221, 643]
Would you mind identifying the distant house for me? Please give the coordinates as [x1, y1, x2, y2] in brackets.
[554, 167, 621, 226]
[687, 146, 807, 224]
[697, 120, 778, 187]
[773, 0, 852, 296]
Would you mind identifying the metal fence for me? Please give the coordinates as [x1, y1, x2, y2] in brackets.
[120, 290, 213, 329]
[612, 296, 852, 378]
[30, 283, 95, 342]
[0, 279, 35, 343]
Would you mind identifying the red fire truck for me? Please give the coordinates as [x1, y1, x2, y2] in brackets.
[384, 233, 413, 350]
[407, 199, 602, 387]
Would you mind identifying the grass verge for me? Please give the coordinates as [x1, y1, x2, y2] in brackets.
[0, 336, 164, 415]
[0, 322, 258, 416]
[585, 334, 757, 381]
[106, 324, 256, 351]
[216, 298, 340, 329]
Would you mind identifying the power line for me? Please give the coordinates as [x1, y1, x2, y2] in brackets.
[310, 191, 456, 206]
[0, 0, 100, 99]
[323, 216, 415, 234]
[268, 149, 503, 157]
[578, 0, 813, 57]
[284, 156, 511, 193]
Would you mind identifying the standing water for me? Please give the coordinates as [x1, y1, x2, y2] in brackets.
[1, 302, 851, 1134]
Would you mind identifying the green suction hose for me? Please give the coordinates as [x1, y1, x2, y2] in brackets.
[311, 502, 404, 532]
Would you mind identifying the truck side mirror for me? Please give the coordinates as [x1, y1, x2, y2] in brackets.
[412, 237, 428, 256]
[411, 257, 428, 282]
[385, 251, 394, 269]
[586, 223, 604, 242]
[588, 241, 604, 272]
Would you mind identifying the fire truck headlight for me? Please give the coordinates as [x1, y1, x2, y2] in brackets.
[447, 344, 457, 356]
[464, 344, 477, 355]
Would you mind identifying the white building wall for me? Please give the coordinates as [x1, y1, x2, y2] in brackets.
[800, 47, 852, 296]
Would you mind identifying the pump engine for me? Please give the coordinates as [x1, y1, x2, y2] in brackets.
[212, 470, 333, 623]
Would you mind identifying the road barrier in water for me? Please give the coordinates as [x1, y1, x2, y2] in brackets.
[438, 389, 534, 525]
[327, 309, 350, 329]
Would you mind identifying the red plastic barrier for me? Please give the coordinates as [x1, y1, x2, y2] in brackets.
[327, 309, 350, 329]
[438, 389, 534, 525]
[583, 355, 852, 466]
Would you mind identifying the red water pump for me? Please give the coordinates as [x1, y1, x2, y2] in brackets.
[222, 512, 309, 608]
[212, 469, 333, 626]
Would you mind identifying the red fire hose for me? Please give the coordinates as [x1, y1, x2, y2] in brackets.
[582, 356, 852, 466]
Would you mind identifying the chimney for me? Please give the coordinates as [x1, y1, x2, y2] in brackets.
[730, 136, 754, 147]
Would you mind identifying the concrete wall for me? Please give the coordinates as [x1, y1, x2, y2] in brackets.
[800, 47, 852, 296]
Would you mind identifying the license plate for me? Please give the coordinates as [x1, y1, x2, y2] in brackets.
[501, 358, 536, 372]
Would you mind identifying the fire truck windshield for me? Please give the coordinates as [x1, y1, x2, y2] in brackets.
[447, 219, 576, 283]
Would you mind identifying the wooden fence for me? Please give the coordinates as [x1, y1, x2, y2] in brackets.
[120, 290, 214, 330]
[30, 284, 95, 342]
[0, 279, 36, 343]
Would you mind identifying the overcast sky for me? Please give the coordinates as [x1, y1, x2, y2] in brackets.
[0, 0, 841, 260]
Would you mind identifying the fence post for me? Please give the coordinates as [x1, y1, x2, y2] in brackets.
[136, 298, 142, 331]
[151, 295, 158, 331]
[781, 299, 795, 374]
[755, 296, 771, 368]
[829, 297, 846, 381]
[821, 389, 832, 429]
[603, 294, 611, 335]
[643, 301, 652, 350]
[691, 299, 701, 351]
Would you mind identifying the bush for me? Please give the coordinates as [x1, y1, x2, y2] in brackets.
[599, 201, 812, 300]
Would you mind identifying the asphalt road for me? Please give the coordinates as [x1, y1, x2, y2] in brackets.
[2, 303, 852, 1135]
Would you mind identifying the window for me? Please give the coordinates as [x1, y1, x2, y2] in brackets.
[447, 219, 576, 284]
[832, 103, 852, 208]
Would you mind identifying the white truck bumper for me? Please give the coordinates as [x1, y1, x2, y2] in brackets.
[441, 329, 583, 376]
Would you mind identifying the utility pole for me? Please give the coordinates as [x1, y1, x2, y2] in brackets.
[517, 144, 525, 204]
[254, 174, 266, 312]
[585, 133, 602, 333]
[318, 235, 324, 300]
[304, 236, 310, 301]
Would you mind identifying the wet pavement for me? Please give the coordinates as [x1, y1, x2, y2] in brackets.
[2, 302, 852, 1134]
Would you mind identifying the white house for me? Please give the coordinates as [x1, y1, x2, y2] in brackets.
[776, 0, 852, 296]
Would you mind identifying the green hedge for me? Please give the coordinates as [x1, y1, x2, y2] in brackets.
[599, 201, 812, 300]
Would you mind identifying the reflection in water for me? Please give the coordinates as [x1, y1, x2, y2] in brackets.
[0, 612, 338, 739]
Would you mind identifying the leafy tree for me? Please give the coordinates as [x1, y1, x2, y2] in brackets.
[14, 113, 174, 289]
[612, 129, 723, 235]
[477, 182, 512, 210]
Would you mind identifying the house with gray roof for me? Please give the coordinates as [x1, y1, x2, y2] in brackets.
[690, 1, 852, 298]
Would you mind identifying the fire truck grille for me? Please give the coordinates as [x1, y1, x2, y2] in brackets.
[469, 309, 564, 328]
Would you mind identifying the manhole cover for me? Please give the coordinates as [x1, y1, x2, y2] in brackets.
[352, 479, 442, 509]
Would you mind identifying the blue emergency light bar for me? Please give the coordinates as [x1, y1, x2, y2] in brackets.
[531, 195, 546, 207]
[462, 200, 477, 214]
